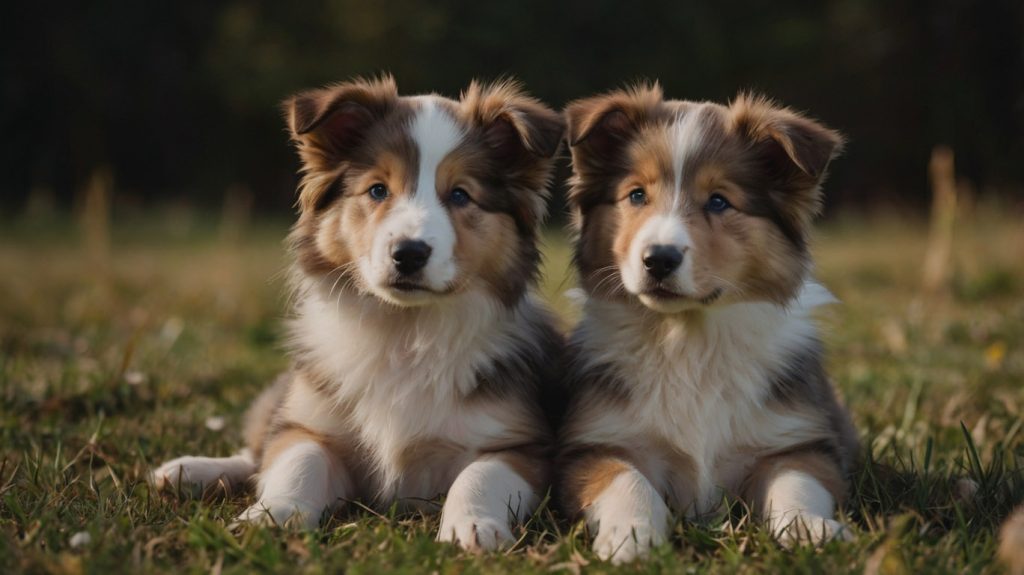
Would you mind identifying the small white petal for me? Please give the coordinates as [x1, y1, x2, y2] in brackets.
[205, 416, 226, 432]
[124, 371, 146, 385]
[69, 531, 92, 548]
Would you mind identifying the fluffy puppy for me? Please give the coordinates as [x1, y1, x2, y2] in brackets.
[153, 76, 565, 551]
[557, 84, 858, 563]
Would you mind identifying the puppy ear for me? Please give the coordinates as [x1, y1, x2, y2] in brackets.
[462, 79, 565, 161]
[283, 76, 398, 164]
[731, 93, 844, 226]
[283, 76, 398, 211]
[461, 79, 565, 227]
[732, 94, 844, 190]
[564, 83, 663, 211]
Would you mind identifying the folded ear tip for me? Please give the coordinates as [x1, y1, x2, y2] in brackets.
[283, 91, 323, 135]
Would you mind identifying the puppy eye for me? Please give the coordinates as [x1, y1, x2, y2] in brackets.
[367, 183, 389, 202]
[449, 187, 472, 207]
[628, 188, 647, 206]
[705, 193, 731, 213]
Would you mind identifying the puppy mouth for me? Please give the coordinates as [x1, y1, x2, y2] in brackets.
[642, 286, 723, 305]
[390, 280, 429, 292]
[386, 281, 455, 296]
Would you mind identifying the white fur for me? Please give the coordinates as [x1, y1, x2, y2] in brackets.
[437, 458, 536, 550]
[363, 97, 465, 304]
[569, 281, 836, 518]
[621, 212, 696, 304]
[620, 108, 722, 312]
[289, 285, 545, 501]
[669, 107, 710, 196]
[151, 449, 255, 494]
[762, 469, 849, 546]
[588, 467, 671, 564]
[237, 440, 351, 527]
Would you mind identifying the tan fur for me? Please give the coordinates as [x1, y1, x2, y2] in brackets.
[558, 85, 855, 556]
[564, 454, 629, 512]
[243, 376, 290, 460]
[155, 79, 565, 543]
[566, 87, 843, 308]
[742, 450, 848, 511]
[1000, 506, 1024, 575]
[285, 77, 562, 304]
[485, 449, 550, 493]
[261, 427, 333, 469]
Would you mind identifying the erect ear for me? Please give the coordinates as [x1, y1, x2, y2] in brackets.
[731, 93, 844, 186]
[283, 76, 399, 166]
[461, 79, 565, 162]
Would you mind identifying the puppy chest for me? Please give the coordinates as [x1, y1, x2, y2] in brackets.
[624, 390, 770, 516]
[353, 397, 513, 501]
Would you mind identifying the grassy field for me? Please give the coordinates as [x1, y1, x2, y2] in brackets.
[1, 208, 1022, 574]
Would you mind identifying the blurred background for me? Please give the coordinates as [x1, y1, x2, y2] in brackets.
[3, 0, 1023, 216]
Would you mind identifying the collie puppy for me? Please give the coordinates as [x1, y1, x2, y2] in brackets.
[557, 84, 858, 563]
[153, 76, 565, 551]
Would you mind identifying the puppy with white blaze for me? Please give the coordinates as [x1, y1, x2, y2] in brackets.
[557, 84, 859, 563]
[152, 76, 566, 551]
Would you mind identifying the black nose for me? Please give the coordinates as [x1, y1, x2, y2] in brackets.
[391, 239, 432, 275]
[642, 245, 683, 281]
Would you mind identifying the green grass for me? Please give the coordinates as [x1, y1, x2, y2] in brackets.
[1, 209, 1022, 573]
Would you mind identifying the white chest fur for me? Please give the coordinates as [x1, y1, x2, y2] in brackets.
[285, 284, 542, 500]
[571, 282, 835, 516]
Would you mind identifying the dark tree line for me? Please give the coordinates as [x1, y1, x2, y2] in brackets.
[2, 0, 1022, 214]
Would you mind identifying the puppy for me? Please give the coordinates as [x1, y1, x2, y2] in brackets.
[557, 84, 858, 563]
[153, 76, 565, 551]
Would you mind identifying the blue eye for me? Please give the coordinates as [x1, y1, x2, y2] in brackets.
[628, 188, 647, 206]
[368, 183, 389, 201]
[449, 187, 471, 207]
[705, 193, 731, 213]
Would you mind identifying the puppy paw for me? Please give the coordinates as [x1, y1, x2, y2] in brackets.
[593, 519, 666, 565]
[152, 457, 221, 495]
[437, 512, 515, 552]
[234, 498, 321, 529]
[774, 516, 853, 547]
[151, 453, 253, 497]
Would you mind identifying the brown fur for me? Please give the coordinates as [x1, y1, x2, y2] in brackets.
[557, 85, 856, 538]
[284, 76, 563, 305]
[248, 76, 564, 510]
[742, 449, 848, 512]
[243, 375, 291, 461]
[565, 86, 844, 306]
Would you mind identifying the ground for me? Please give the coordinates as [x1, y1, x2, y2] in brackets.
[1, 207, 1021, 574]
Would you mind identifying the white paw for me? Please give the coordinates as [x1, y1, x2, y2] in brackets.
[234, 498, 322, 529]
[437, 512, 515, 551]
[151, 452, 254, 497]
[152, 457, 223, 495]
[593, 519, 667, 565]
[774, 516, 853, 547]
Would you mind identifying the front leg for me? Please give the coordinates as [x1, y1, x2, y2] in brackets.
[152, 449, 256, 496]
[563, 453, 670, 564]
[437, 451, 542, 551]
[236, 428, 352, 528]
[744, 450, 852, 546]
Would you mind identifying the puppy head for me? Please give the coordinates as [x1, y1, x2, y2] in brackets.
[285, 76, 564, 307]
[566, 86, 843, 313]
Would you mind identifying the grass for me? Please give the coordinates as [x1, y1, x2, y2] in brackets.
[1, 208, 1022, 574]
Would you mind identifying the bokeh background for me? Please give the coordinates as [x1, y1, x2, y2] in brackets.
[3, 0, 1023, 215]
